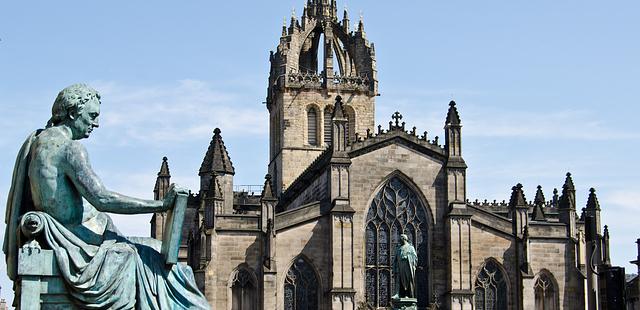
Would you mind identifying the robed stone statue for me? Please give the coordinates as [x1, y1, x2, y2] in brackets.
[393, 234, 418, 303]
[3, 84, 210, 309]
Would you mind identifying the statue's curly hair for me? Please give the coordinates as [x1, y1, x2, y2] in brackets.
[47, 83, 101, 128]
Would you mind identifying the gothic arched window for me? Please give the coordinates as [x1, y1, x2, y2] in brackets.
[365, 176, 430, 308]
[284, 256, 319, 310]
[307, 107, 319, 146]
[535, 271, 558, 310]
[323, 106, 333, 146]
[231, 268, 257, 310]
[474, 259, 508, 310]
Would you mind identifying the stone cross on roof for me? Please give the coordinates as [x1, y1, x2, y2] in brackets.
[392, 111, 403, 127]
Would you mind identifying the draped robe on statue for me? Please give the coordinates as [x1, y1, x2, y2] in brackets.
[4, 131, 210, 309]
[394, 239, 418, 299]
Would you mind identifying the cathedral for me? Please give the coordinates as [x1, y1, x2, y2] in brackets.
[149, 1, 628, 309]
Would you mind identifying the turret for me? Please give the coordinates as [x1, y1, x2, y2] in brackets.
[342, 7, 349, 32]
[584, 187, 602, 236]
[151, 156, 171, 239]
[509, 183, 529, 238]
[583, 187, 603, 310]
[199, 128, 235, 214]
[444, 101, 465, 168]
[153, 156, 171, 200]
[444, 101, 466, 204]
[558, 173, 577, 237]
[261, 174, 278, 271]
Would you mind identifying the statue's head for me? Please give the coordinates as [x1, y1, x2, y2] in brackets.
[400, 234, 409, 244]
[48, 84, 101, 140]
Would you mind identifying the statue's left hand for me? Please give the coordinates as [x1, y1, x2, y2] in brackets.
[162, 183, 189, 211]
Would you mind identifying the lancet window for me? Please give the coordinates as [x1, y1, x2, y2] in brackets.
[474, 260, 508, 310]
[534, 271, 558, 310]
[284, 256, 319, 310]
[365, 176, 430, 308]
[307, 107, 319, 146]
[231, 268, 257, 310]
[323, 106, 333, 146]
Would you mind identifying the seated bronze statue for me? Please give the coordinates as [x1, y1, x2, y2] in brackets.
[3, 84, 210, 309]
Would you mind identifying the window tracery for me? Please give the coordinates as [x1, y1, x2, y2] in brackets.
[365, 176, 430, 308]
[534, 272, 557, 310]
[284, 257, 319, 310]
[231, 268, 257, 310]
[474, 260, 508, 310]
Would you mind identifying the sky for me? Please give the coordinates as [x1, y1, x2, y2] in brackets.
[1, 0, 639, 305]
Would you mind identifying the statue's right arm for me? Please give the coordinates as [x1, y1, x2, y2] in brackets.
[63, 141, 166, 214]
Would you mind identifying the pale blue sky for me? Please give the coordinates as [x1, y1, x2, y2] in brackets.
[1, 0, 639, 304]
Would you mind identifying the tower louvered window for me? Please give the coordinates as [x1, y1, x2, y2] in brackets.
[535, 272, 557, 310]
[307, 108, 318, 146]
[323, 107, 333, 146]
[475, 260, 508, 310]
[284, 257, 319, 310]
[365, 177, 430, 308]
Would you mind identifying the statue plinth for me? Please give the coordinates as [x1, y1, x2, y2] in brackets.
[391, 296, 417, 310]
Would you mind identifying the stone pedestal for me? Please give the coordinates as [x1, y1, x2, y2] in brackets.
[18, 248, 76, 309]
[391, 297, 417, 310]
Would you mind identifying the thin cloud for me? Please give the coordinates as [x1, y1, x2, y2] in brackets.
[91, 79, 268, 146]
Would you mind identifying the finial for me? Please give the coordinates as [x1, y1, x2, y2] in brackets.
[162, 156, 168, 162]
[214, 128, 221, 135]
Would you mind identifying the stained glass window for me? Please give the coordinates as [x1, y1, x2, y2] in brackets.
[231, 268, 257, 310]
[365, 176, 430, 308]
[284, 257, 319, 310]
[534, 272, 557, 310]
[474, 260, 508, 310]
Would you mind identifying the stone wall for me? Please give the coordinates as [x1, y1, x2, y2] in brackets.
[275, 217, 332, 309]
[205, 232, 262, 309]
[271, 90, 375, 192]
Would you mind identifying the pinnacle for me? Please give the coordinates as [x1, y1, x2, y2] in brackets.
[586, 187, 601, 210]
[261, 174, 276, 200]
[332, 95, 345, 119]
[158, 156, 171, 177]
[199, 128, 235, 176]
[446, 100, 461, 126]
[509, 183, 527, 208]
[534, 185, 545, 205]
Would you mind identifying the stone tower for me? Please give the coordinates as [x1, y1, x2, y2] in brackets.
[266, 0, 378, 195]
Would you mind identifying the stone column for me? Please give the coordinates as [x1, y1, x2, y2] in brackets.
[445, 203, 474, 310]
[330, 198, 356, 310]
